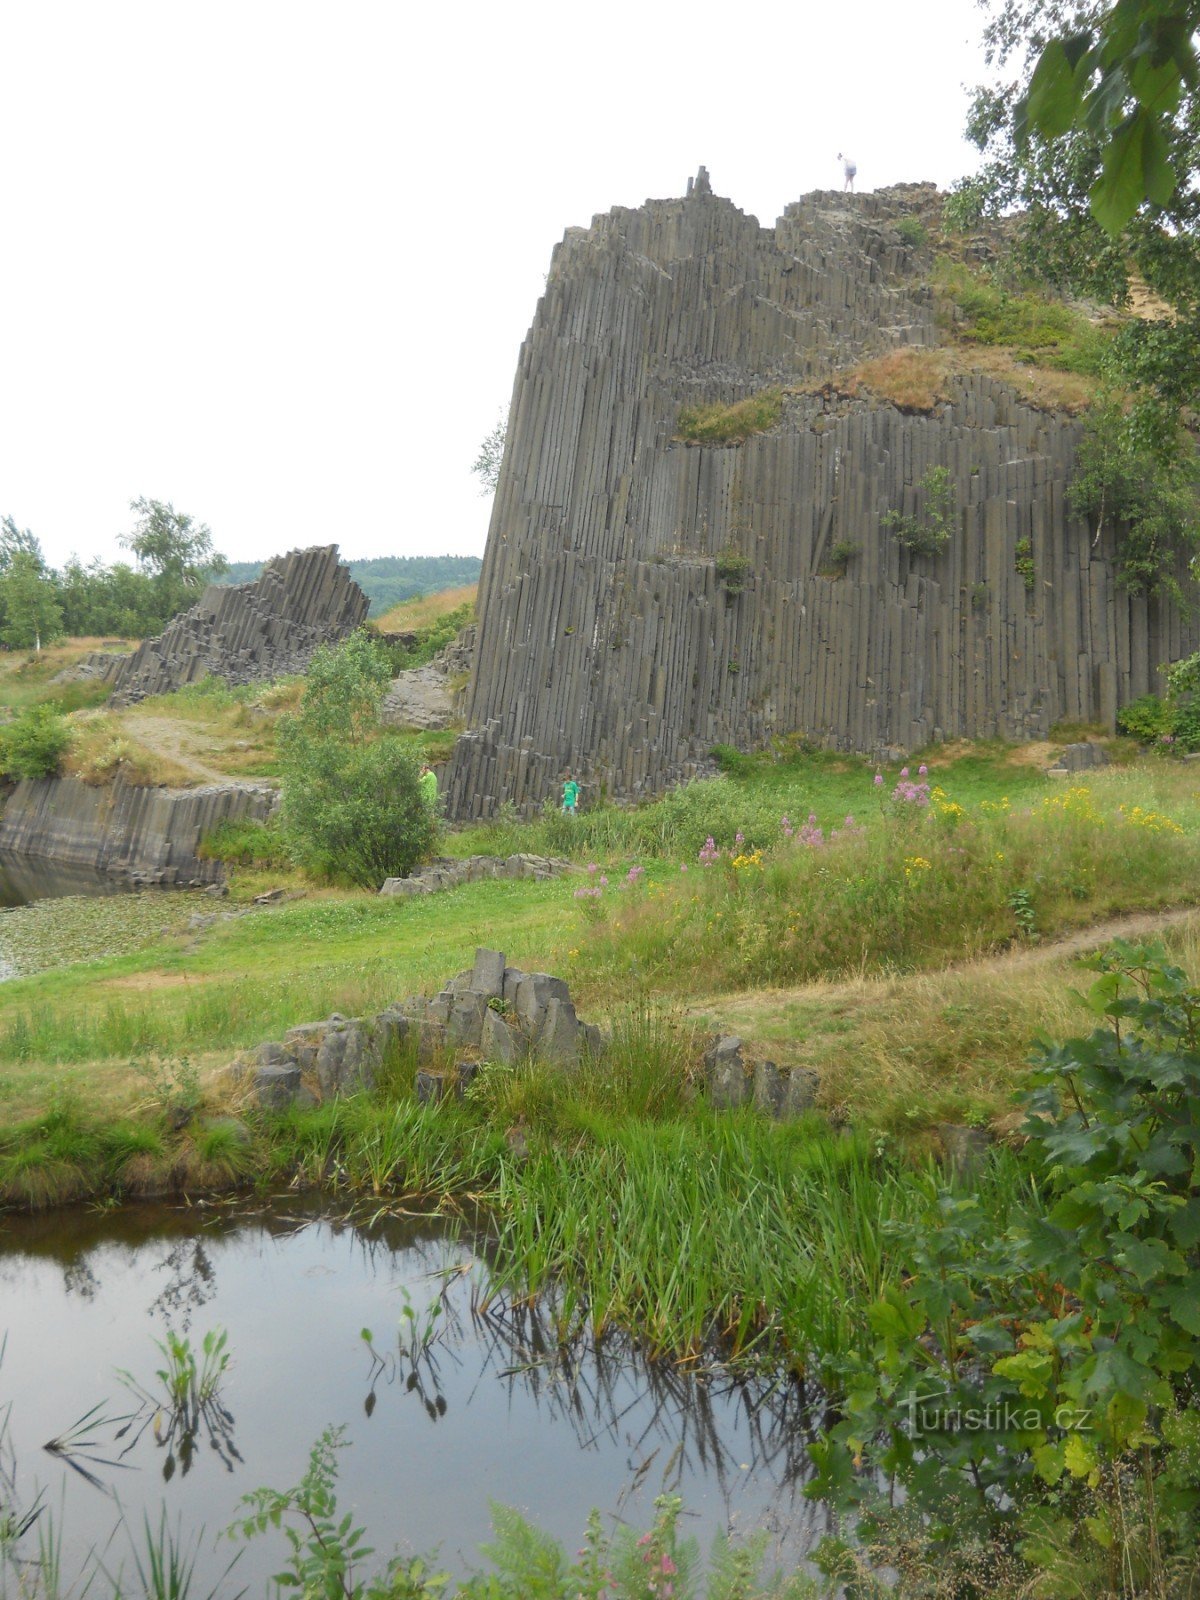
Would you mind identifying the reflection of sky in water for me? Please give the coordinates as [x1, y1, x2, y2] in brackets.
[0, 1204, 831, 1592]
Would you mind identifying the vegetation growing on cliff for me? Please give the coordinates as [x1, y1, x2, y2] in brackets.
[675, 389, 783, 446]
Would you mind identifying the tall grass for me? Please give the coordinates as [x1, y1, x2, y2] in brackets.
[572, 778, 1200, 996]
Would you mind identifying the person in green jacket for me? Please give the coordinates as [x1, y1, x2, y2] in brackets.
[561, 773, 580, 815]
[419, 764, 438, 811]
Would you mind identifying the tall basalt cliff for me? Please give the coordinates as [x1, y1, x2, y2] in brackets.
[444, 173, 1198, 819]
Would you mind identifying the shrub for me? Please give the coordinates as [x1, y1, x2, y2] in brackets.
[1116, 692, 1176, 743]
[278, 633, 437, 887]
[0, 704, 72, 779]
[882, 465, 957, 556]
[1013, 536, 1035, 591]
[896, 215, 927, 249]
[809, 942, 1200, 1591]
[713, 545, 752, 595]
[675, 388, 783, 446]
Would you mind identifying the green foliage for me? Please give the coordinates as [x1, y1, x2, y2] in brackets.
[933, 257, 1107, 371]
[676, 389, 783, 446]
[231, 1431, 812, 1599]
[1014, 536, 1036, 590]
[0, 704, 72, 780]
[120, 497, 227, 620]
[896, 215, 928, 248]
[808, 941, 1200, 1587]
[882, 465, 958, 556]
[714, 545, 752, 596]
[198, 812, 293, 869]
[710, 742, 756, 777]
[1117, 692, 1176, 742]
[0, 551, 64, 652]
[378, 601, 474, 671]
[1067, 397, 1200, 600]
[1016, 0, 1200, 233]
[472, 416, 507, 495]
[279, 633, 437, 886]
[824, 538, 859, 577]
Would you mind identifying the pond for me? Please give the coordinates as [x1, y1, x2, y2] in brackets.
[0, 853, 143, 910]
[0, 1201, 829, 1594]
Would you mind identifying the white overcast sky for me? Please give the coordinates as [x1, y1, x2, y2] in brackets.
[0, 1, 988, 572]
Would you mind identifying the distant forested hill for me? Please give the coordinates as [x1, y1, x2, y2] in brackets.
[218, 554, 482, 617]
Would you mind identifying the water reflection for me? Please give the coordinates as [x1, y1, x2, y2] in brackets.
[0, 1200, 832, 1590]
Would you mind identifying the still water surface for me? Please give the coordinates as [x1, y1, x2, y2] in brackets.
[0, 1202, 826, 1593]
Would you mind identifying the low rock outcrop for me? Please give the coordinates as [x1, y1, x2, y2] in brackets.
[73, 546, 369, 706]
[228, 947, 606, 1109]
[379, 853, 571, 897]
[0, 775, 273, 884]
[702, 1035, 820, 1120]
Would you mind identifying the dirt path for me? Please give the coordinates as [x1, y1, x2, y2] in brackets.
[121, 713, 235, 784]
[691, 902, 1200, 1024]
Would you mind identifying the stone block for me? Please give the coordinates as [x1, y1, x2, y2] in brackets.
[704, 1036, 748, 1109]
[471, 947, 506, 998]
[752, 1060, 784, 1117]
[415, 1071, 450, 1106]
[254, 1040, 294, 1068]
[253, 1063, 303, 1111]
[426, 994, 452, 1025]
[417, 1021, 448, 1064]
[315, 1021, 381, 1097]
[482, 1006, 522, 1065]
[446, 991, 488, 1049]
[537, 997, 582, 1068]
[502, 966, 527, 1005]
[513, 972, 571, 1035]
[780, 1068, 820, 1119]
[581, 1022, 605, 1060]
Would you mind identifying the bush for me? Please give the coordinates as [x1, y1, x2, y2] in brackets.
[809, 942, 1200, 1591]
[882, 465, 957, 556]
[896, 215, 927, 249]
[1117, 692, 1176, 743]
[0, 704, 73, 779]
[278, 633, 437, 887]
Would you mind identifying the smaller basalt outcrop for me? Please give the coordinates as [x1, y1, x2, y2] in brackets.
[74, 546, 369, 706]
[702, 1035, 820, 1120]
[380, 624, 476, 731]
[227, 947, 606, 1110]
[379, 852, 570, 897]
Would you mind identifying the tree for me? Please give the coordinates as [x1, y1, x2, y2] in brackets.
[0, 550, 63, 652]
[278, 632, 437, 887]
[1016, 0, 1200, 233]
[119, 498, 227, 619]
[471, 417, 507, 495]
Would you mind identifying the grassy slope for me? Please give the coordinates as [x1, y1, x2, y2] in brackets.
[2, 745, 1198, 1134]
[374, 583, 478, 634]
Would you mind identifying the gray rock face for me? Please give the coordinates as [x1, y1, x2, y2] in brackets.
[513, 973, 571, 1035]
[471, 948, 506, 999]
[446, 991, 489, 1049]
[440, 176, 1200, 819]
[1060, 742, 1108, 771]
[781, 1068, 820, 1119]
[538, 997, 582, 1068]
[253, 1063, 307, 1111]
[481, 1007, 522, 1064]
[704, 1036, 749, 1110]
[752, 1060, 784, 1118]
[380, 665, 456, 730]
[95, 546, 368, 707]
[314, 1021, 380, 1097]
[0, 776, 273, 885]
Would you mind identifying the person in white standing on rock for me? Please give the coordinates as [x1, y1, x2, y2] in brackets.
[838, 152, 857, 192]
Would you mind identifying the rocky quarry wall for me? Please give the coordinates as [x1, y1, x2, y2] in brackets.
[443, 172, 1199, 819]
[80, 545, 369, 706]
[0, 776, 273, 885]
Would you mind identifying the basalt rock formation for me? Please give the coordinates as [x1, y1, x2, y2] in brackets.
[79, 546, 369, 706]
[443, 171, 1198, 819]
[0, 776, 273, 885]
